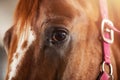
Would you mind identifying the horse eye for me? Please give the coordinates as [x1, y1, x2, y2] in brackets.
[51, 29, 68, 42]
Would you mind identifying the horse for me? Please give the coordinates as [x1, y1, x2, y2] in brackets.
[3, 0, 120, 80]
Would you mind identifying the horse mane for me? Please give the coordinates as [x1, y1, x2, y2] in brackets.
[14, 0, 41, 28]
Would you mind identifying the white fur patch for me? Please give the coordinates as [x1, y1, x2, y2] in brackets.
[8, 26, 36, 80]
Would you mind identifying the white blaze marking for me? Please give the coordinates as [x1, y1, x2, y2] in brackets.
[8, 26, 36, 80]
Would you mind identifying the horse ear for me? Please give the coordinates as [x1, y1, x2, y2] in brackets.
[3, 27, 13, 53]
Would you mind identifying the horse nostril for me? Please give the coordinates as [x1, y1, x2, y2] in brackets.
[51, 29, 68, 42]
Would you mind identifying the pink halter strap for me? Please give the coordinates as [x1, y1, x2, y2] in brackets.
[99, 0, 120, 80]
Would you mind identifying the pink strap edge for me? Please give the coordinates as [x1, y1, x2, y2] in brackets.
[100, 72, 110, 80]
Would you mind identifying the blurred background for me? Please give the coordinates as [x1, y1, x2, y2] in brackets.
[0, 0, 18, 80]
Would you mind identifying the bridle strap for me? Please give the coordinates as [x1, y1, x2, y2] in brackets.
[100, 0, 120, 33]
[99, 0, 108, 19]
[99, 0, 120, 80]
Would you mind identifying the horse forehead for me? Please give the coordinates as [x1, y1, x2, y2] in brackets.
[42, 0, 82, 18]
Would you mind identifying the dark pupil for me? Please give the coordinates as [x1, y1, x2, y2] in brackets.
[52, 30, 67, 42]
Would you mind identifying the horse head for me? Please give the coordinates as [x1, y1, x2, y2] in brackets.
[4, 0, 120, 80]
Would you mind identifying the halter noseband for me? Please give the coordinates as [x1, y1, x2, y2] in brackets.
[99, 0, 120, 80]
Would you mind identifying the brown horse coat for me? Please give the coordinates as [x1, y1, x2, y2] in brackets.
[4, 0, 120, 80]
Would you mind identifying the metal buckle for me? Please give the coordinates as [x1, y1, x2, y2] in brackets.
[109, 75, 114, 80]
[101, 19, 114, 44]
[102, 61, 113, 77]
